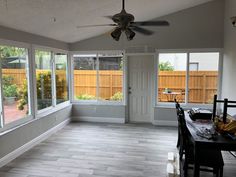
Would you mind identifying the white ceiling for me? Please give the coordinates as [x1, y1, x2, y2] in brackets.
[0, 0, 213, 43]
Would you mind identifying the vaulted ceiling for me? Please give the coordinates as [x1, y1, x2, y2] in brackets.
[0, 0, 213, 43]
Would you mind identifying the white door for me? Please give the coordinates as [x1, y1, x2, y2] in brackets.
[128, 55, 154, 123]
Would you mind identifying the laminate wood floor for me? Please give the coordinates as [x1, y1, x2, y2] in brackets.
[0, 123, 236, 177]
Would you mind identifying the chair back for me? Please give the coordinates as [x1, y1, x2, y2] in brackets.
[174, 99, 181, 117]
[178, 107, 187, 135]
[174, 99, 180, 109]
[178, 107, 191, 152]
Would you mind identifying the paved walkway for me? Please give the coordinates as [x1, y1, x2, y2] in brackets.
[4, 102, 27, 124]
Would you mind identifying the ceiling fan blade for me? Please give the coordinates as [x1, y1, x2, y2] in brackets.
[132, 21, 169, 26]
[104, 15, 113, 20]
[131, 26, 154, 35]
[77, 24, 117, 28]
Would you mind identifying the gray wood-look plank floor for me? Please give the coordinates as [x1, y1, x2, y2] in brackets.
[0, 123, 236, 177]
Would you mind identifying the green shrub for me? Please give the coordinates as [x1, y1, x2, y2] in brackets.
[110, 92, 123, 101]
[36, 72, 52, 99]
[76, 94, 96, 100]
[3, 84, 18, 97]
[2, 75, 18, 97]
[17, 72, 66, 110]
[2, 75, 14, 86]
[17, 79, 28, 110]
[158, 61, 174, 71]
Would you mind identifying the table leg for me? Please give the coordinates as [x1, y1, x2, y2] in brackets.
[193, 144, 200, 177]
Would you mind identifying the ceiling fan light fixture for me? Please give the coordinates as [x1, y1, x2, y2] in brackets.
[77, 0, 169, 41]
[125, 28, 135, 41]
[111, 27, 122, 41]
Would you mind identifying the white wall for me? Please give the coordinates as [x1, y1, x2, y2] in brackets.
[69, 0, 224, 125]
[0, 26, 70, 162]
[69, 0, 224, 51]
[0, 105, 72, 160]
[71, 105, 126, 123]
[222, 0, 236, 115]
[0, 25, 68, 50]
[0, 0, 226, 129]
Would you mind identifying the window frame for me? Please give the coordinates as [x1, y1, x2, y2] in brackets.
[54, 52, 70, 105]
[0, 41, 70, 133]
[0, 39, 34, 132]
[189, 62, 199, 71]
[32, 45, 70, 116]
[155, 48, 223, 108]
[71, 50, 125, 105]
[34, 47, 54, 114]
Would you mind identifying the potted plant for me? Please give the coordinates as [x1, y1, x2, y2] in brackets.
[2, 75, 18, 105]
[3, 84, 18, 105]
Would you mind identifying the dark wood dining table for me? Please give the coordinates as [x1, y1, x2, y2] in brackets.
[184, 111, 236, 177]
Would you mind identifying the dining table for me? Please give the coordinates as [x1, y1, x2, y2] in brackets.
[184, 111, 236, 177]
[162, 91, 181, 102]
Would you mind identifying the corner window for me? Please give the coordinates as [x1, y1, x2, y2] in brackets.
[35, 49, 69, 112]
[0, 45, 31, 125]
[55, 53, 69, 104]
[0, 42, 70, 132]
[157, 51, 220, 105]
[73, 52, 124, 103]
[35, 50, 52, 110]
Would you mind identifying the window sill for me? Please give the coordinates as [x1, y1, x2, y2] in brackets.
[0, 102, 71, 136]
[0, 115, 34, 136]
[155, 103, 213, 110]
[37, 101, 71, 119]
[72, 101, 125, 106]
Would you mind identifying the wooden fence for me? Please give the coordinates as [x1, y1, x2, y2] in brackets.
[2, 69, 218, 103]
[2, 69, 67, 87]
[158, 71, 218, 103]
[73, 70, 123, 99]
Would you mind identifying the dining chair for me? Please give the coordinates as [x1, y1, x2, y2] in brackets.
[178, 107, 224, 177]
[174, 99, 181, 149]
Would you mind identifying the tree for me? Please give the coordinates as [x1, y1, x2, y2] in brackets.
[0, 46, 25, 59]
[17, 72, 66, 110]
[158, 61, 174, 71]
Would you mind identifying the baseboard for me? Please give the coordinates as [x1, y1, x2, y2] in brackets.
[0, 119, 70, 168]
[153, 120, 177, 127]
[72, 116, 125, 124]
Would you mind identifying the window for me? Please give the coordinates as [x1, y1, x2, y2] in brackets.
[35, 50, 52, 110]
[157, 51, 220, 105]
[189, 52, 219, 104]
[0, 42, 70, 132]
[98, 53, 123, 101]
[73, 54, 97, 101]
[73, 52, 124, 102]
[55, 53, 69, 104]
[0, 45, 31, 125]
[158, 53, 187, 103]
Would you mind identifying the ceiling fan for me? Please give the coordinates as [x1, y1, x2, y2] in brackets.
[77, 0, 169, 41]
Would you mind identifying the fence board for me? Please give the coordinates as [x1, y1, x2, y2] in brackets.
[2, 69, 217, 102]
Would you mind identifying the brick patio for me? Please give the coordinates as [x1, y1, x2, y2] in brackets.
[4, 102, 28, 124]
